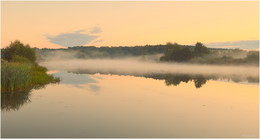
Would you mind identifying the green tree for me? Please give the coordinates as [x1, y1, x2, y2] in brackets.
[194, 42, 208, 56]
[245, 51, 259, 62]
[161, 42, 194, 62]
[1, 40, 36, 63]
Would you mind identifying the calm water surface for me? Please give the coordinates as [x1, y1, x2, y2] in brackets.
[1, 71, 259, 138]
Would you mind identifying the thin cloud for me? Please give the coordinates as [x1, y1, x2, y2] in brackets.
[90, 27, 102, 34]
[91, 39, 104, 44]
[46, 30, 98, 47]
[206, 40, 259, 50]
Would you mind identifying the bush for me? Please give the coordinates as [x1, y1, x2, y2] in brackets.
[1, 41, 60, 92]
[245, 51, 259, 62]
[161, 43, 194, 62]
[194, 42, 208, 56]
[11, 55, 33, 64]
[31, 65, 58, 85]
[2, 40, 36, 63]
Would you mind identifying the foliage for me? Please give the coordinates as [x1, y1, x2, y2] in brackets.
[1, 62, 59, 92]
[1, 41, 60, 92]
[160, 42, 194, 62]
[159, 42, 258, 65]
[1, 40, 36, 63]
[245, 51, 259, 62]
[194, 42, 209, 56]
[31, 65, 59, 86]
[35, 44, 176, 60]
[35, 41, 258, 65]
[11, 55, 33, 64]
[1, 63, 32, 92]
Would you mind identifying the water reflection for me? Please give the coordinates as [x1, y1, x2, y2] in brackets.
[52, 71, 97, 86]
[1, 71, 100, 111]
[52, 71, 101, 92]
[1, 83, 56, 111]
[1, 90, 31, 112]
[70, 70, 259, 88]
[2, 70, 258, 112]
[166, 75, 207, 88]
[2, 70, 258, 137]
[141, 74, 208, 88]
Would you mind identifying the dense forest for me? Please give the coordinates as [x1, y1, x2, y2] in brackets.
[35, 42, 259, 65]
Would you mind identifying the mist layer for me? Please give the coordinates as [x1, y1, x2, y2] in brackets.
[40, 59, 259, 78]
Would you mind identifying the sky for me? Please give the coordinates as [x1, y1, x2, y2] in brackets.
[1, 1, 259, 49]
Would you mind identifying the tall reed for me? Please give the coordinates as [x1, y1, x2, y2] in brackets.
[1, 62, 60, 92]
[1, 63, 32, 92]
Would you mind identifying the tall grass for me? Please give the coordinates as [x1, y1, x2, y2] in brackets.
[1, 62, 59, 92]
[1, 63, 32, 92]
[31, 65, 59, 85]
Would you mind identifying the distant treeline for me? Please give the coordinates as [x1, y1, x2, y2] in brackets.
[160, 42, 259, 65]
[35, 42, 259, 65]
[35, 44, 167, 60]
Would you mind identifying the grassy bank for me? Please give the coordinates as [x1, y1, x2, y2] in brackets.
[1, 40, 59, 92]
[1, 62, 59, 92]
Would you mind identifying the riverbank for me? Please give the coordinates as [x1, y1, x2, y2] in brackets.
[1, 41, 59, 92]
[1, 61, 59, 92]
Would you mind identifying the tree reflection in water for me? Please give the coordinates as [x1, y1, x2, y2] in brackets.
[165, 75, 207, 88]
[1, 90, 31, 111]
[71, 69, 259, 88]
[2, 71, 258, 111]
[1, 85, 49, 111]
[143, 74, 209, 88]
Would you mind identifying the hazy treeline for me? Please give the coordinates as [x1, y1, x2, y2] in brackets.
[161, 42, 259, 65]
[36, 42, 259, 65]
[35, 44, 167, 61]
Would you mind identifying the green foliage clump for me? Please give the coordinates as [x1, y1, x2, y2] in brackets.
[1, 41, 60, 92]
[245, 51, 259, 62]
[160, 42, 258, 65]
[31, 65, 59, 86]
[160, 42, 194, 62]
[2, 40, 36, 63]
[11, 55, 33, 64]
[194, 42, 209, 56]
[1, 62, 59, 92]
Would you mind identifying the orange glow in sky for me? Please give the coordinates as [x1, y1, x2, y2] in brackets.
[1, 1, 259, 48]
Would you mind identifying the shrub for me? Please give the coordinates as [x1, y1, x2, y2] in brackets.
[1, 40, 36, 63]
[11, 55, 33, 64]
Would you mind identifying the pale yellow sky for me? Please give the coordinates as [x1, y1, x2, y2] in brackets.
[1, 1, 259, 48]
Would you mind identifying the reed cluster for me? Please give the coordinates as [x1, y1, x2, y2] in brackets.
[1, 63, 32, 92]
[1, 62, 59, 92]
[1, 40, 60, 93]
